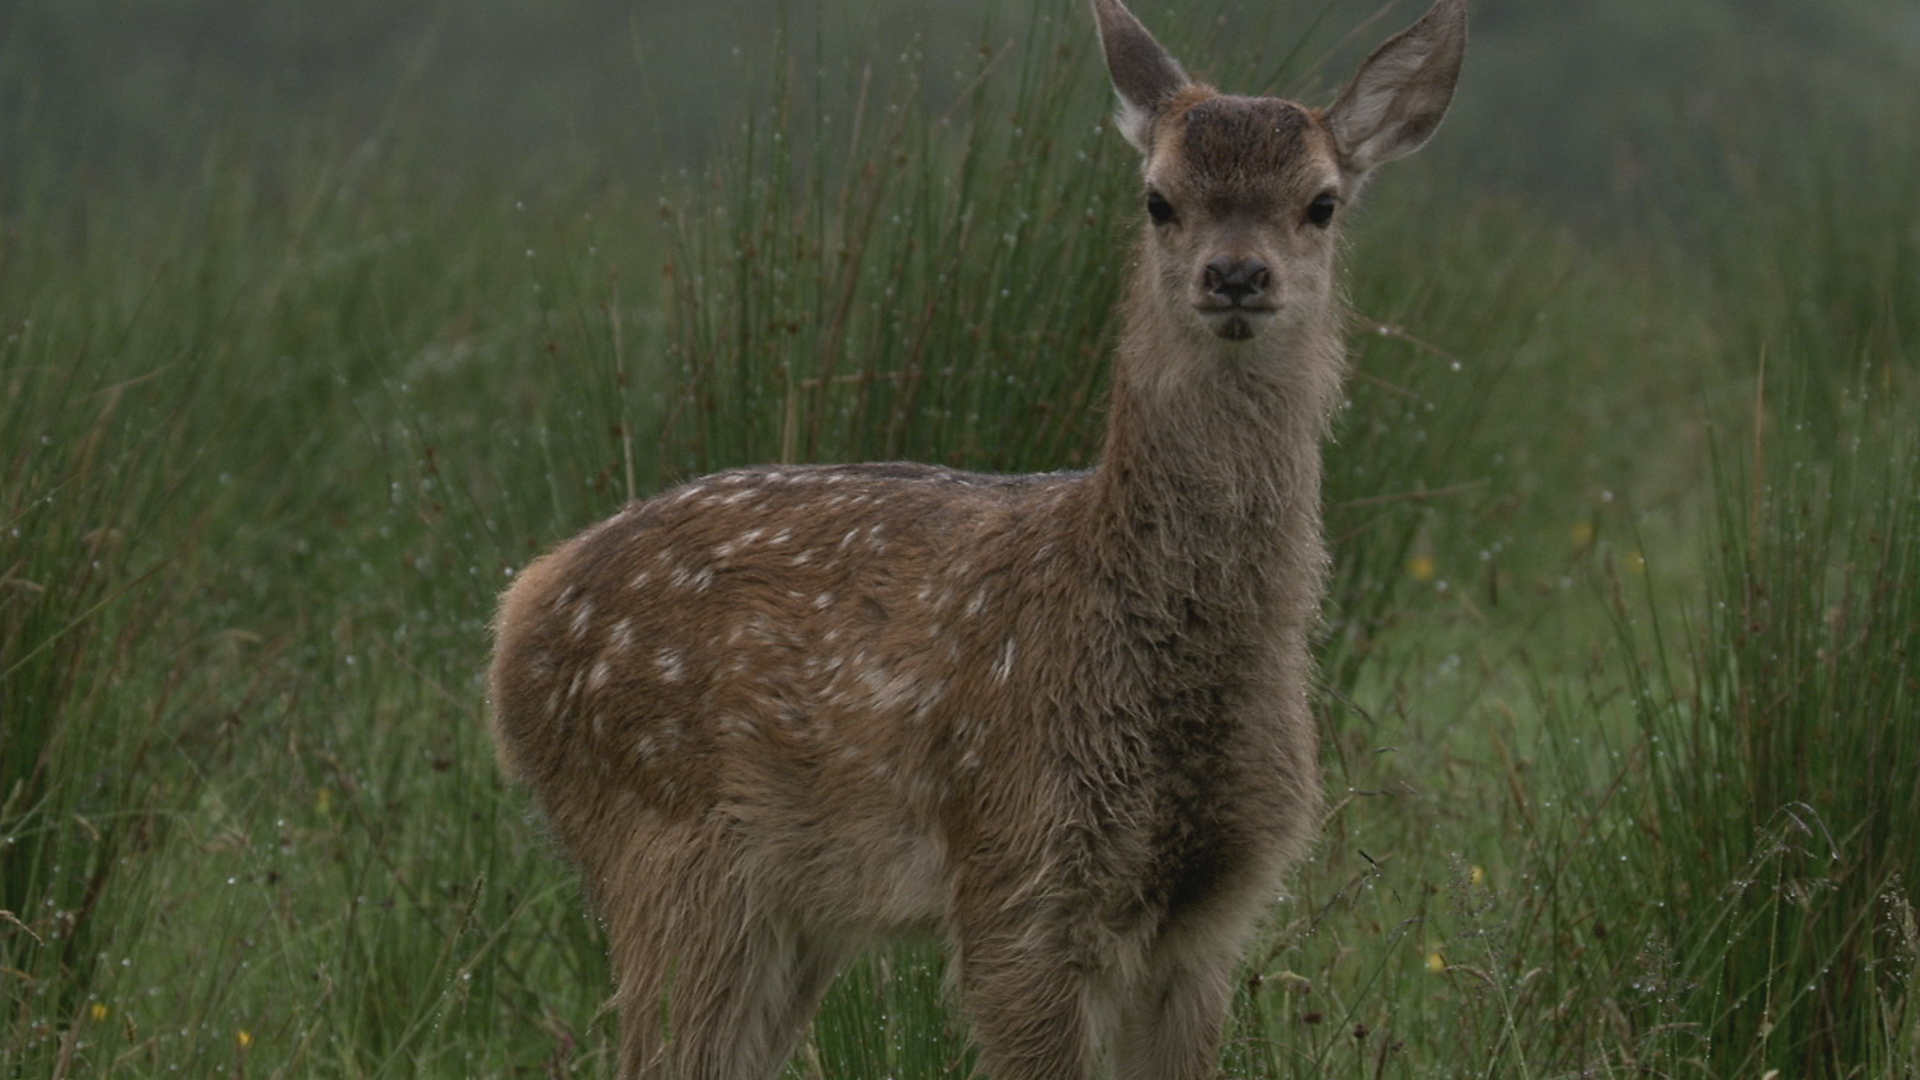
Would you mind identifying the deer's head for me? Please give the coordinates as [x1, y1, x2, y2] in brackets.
[1095, 0, 1466, 345]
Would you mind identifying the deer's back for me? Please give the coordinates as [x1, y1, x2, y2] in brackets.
[490, 465, 1101, 893]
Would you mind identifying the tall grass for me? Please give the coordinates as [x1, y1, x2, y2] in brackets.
[654, 9, 1126, 479]
[1583, 79, 1920, 1074]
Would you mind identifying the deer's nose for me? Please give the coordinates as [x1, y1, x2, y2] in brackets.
[1203, 257, 1271, 305]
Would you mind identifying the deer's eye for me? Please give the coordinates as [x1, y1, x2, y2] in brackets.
[1145, 190, 1177, 225]
[1305, 192, 1337, 228]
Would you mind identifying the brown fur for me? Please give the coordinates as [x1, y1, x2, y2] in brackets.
[488, 2, 1465, 1077]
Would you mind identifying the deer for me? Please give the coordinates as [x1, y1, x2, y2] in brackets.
[489, 0, 1464, 1076]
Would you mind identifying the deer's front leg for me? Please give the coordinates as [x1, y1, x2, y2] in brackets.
[1109, 955, 1237, 1080]
[952, 911, 1104, 1080]
[1109, 894, 1270, 1080]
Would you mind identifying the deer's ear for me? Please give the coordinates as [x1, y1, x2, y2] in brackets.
[1324, 0, 1466, 175]
[1093, 0, 1189, 153]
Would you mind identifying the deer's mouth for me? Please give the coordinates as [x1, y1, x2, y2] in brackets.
[1195, 302, 1276, 341]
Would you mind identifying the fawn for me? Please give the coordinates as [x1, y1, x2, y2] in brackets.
[490, 0, 1465, 1076]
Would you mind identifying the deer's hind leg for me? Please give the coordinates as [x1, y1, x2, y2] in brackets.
[596, 819, 856, 1080]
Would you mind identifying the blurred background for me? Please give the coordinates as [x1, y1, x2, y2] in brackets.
[7, 0, 1918, 215]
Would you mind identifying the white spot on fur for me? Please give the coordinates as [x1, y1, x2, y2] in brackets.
[791, 551, 813, 567]
[863, 666, 939, 716]
[569, 600, 594, 638]
[771, 528, 793, 546]
[691, 568, 714, 592]
[609, 619, 633, 650]
[588, 660, 611, 691]
[655, 648, 685, 683]
[991, 638, 1017, 683]
[814, 592, 834, 610]
[913, 679, 948, 721]
[964, 589, 988, 618]
[629, 569, 652, 590]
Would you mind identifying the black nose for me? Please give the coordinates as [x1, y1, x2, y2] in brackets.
[1203, 257, 1270, 305]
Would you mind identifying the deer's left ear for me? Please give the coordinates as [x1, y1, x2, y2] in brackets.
[1323, 0, 1467, 176]
[1093, 0, 1189, 153]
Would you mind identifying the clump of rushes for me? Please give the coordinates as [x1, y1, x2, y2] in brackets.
[1611, 361, 1920, 1075]
[0, 203, 203, 1068]
[653, 9, 1130, 481]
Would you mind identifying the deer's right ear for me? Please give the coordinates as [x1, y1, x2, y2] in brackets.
[1093, 0, 1188, 153]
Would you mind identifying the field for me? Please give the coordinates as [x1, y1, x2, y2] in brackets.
[3, 0, 1918, 1076]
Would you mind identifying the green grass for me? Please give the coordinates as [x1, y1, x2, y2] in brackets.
[3, 1, 1918, 1077]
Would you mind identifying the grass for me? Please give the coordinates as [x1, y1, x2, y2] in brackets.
[3, 0, 1917, 1077]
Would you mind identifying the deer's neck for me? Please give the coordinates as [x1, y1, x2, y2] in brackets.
[1083, 295, 1345, 643]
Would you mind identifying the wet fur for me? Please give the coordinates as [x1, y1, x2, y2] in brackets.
[489, 2, 1465, 1077]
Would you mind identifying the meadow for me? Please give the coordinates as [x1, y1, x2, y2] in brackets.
[3, 0, 1917, 1076]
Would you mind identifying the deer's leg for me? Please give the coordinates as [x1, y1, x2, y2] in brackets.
[1110, 910, 1260, 1080]
[952, 922, 1102, 1080]
[598, 825, 852, 1080]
